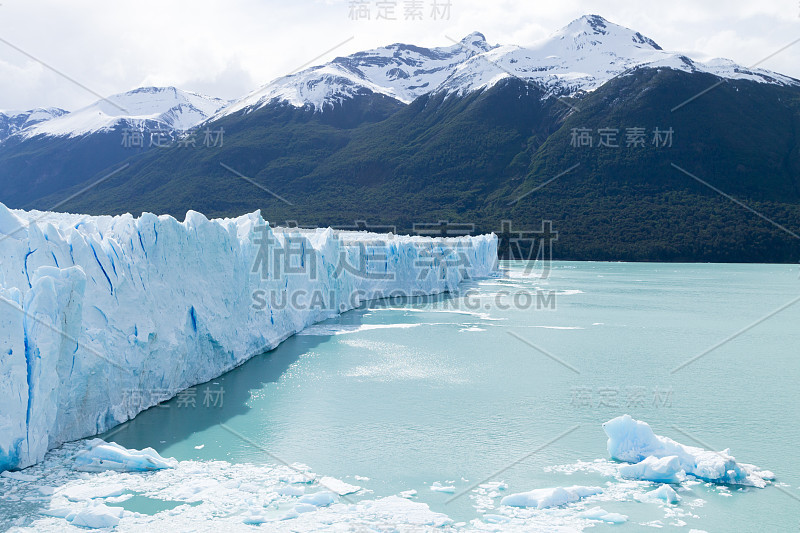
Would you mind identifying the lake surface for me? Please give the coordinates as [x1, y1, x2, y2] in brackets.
[5, 261, 800, 531]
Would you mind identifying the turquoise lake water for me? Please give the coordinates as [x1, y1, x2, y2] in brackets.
[93, 261, 800, 530]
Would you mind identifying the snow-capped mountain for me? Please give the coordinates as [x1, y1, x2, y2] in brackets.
[216, 15, 798, 116]
[8, 16, 797, 131]
[0, 107, 67, 142]
[437, 15, 799, 97]
[20, 87, 228, 139]
[214, 32, 495, 117]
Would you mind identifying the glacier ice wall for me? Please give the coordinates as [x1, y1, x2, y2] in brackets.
[0, 203, 497, 470]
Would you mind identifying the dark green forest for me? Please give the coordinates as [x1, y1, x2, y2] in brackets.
[15, 67, 800, 263]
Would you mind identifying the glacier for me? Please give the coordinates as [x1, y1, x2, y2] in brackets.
[0, 203, 497, 471]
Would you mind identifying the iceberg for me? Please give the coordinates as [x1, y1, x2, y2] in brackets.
[297, 491, 337, 507]
[618, 455, 682, 483]
[44, 501, 127, 529]
[318, 476, 360, 495]
[500, 485, 602, 509]
[640, 484, 680, 504]
[73, 439, 176, 472]
[603, 415, 773, 487]
[430, 481, 456, 493]
[0, 203, 497, 471]
[578, 506, 628, 523]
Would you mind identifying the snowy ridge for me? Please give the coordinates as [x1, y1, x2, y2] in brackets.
[6, 16, 798, 131]
[0, 108, 68, 142]
[217, 15, 799, 115]
[0, 203, 497, 470]
[19, 87, 227, 139]
[436, 15, 799, 98]
[214, 32, 494, 116]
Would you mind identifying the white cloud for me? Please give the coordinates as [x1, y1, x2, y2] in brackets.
[0, 0, 798, 111]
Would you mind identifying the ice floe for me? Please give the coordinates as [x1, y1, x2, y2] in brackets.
[578, 506, 628, 523]
[430, 481, 456, 493]
[500, 486, 602, 509]
[640, 484, 681, 504]
[317, 476, 360, 495]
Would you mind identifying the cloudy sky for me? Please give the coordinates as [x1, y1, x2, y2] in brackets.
[0, 0, 798, 111]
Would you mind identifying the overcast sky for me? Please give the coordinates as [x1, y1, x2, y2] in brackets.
[0, 0, 798, 111]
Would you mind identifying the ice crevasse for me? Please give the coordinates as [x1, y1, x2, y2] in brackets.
[0, 203, 498, 470]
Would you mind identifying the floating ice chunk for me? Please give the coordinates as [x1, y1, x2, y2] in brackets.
[483, 513, 510, 523]
[61, 483, 126, 501]
[298, 491, 337, 507]
[641, 484, 681, 504]
[319, 476, 360, 495]
[603, 415, 771, 487]
[194, 444, 204, 450]
[430, 481, 455, 493]
[242, 512, 272, 525]
[399, 489, 417, 498]
[360, 496, 453, 527]
[480, 481, 508, 491]
[64, 501, 125, 529]
[500, 485, 602, 509]
[619, 455, 682, 483]
[1, 470, 38, 481]
[278, 485, 305, 496]
[294, 503, 319, 513]
[73, 439, 176, 472]
[579, 506, 629, 523]
[41, 507, 72, 518]
[281, 471, 316, 484]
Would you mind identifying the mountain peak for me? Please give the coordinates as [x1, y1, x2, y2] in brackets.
[217, 17, 796, 116]
[461, 31, 486, 43]
[574, 14, 610, 33]
[460, 31, 492, 52]
[555, 14, 662, 51]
